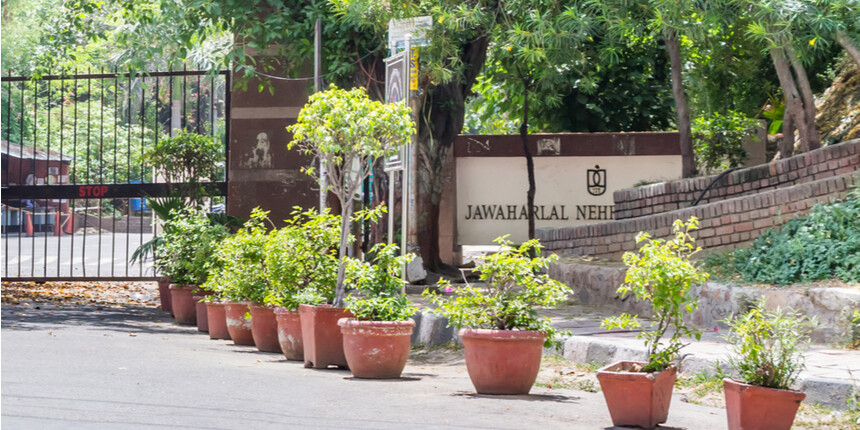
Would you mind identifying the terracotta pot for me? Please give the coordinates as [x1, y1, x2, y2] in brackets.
[193, 296, 208, 332]
[596, 361, 677, 429]
[274, 307, 304, 361]
[338, 318, 415, 379]
[723, 378, 805, 430]
[299, 304, 352, 369]
[224, 301, 254, 346]
[168, 284, 198, 325]
[249, 303, 281, 353]
[206, 301, 231, 340]
[158, 278, 173, 315]
[458, 328, 545, 395]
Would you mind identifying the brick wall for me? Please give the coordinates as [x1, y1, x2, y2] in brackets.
[536, 171, 859, 260]
[613, 139, 860, 220]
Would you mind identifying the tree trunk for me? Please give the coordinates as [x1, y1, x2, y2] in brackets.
[521, 81, 536, 240]
[770, 47, 814, 155]
[415, 33, 492, 270]
[837, 30, 860, 69]
[787, 49, 820, 151]
[780, 106, 794, 158]
[664, 28, 696, 178]
[334, 196, 354, 308]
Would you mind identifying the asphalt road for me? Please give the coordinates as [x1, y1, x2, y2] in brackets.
[1, 302, 728, 430]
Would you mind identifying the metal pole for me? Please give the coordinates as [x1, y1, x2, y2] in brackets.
[401, 36, 411, 286]
[315, 19, 327, 213]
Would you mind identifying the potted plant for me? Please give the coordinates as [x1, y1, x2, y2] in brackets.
[204, 209, 271, 347]
[597, 217, 709, 429]
[722, 298, 816, 430]
[338, 243, 416, 379]
[160, 207, 229, 325]
[287, 86, 412, 369]
[425, 236, 569, 394]
[201, 295, 231, 340]
[265, 207, 340, 362]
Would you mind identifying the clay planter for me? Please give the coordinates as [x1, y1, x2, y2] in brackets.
[194, 296, 209, 332]
[458, 328, 545, 395]
[224, 301, 255, 346]
[206, 301, 231, 340]
[723, 378, 805, 430]
[249, 303, 281, 353]
[169, 284, 198, 325]
[596, 361, 678, 429]
[338, 318, 415, 379]
[299, 304, 353, 369]
[274, 307, 304, 361]
[158, 278, 173, 315]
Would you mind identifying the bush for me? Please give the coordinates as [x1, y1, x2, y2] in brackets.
[724, 298, 816, 390]
[713, 189, 860, 285]
[343, 243, 415, 322]
[424, 236, 569, 348]
[602, 217, 709, 372]
[203, 208, 270, 303]
[160, 207, 230, 286]
[692, 111, 760, 172]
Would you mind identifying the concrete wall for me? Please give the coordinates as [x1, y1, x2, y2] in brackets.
[613, 139, 860, 220]
[537, 171, 860, 260]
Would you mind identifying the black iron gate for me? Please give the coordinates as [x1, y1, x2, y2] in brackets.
[1, 69, 230, 281]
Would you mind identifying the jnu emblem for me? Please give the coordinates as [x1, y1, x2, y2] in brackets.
[587, 165, 607, 196]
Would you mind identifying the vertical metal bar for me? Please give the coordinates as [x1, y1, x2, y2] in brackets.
[57, 72, 65, 277]
[139, 73, 145, 276]
[210, 75, 215, 139]
[224, 71, 230, 193]
[182, 65, 187, 131]
[196, 74, 201, 134]
[97, 69, 105, 277]
[4, 73, 11, 277]
[82, 68, 91, 277]
[70, 70, 77, 277]
[112, 70, 118, 277]
[44, 71, 52, 277]
[18, 79, 25, 277]
[31, 76, 37, 277]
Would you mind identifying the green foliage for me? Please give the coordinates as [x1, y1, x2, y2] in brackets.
[203, 208, 270, 303]
[724, 298, 817, 390]
[288, 86, 415, 307]
[424, 236, 570, 348]
[692, 111, 760, 172]
[264, 207, 341, 310]
[343, 243, 415, 322]
[727, 190, 860, 285]
[602, 217, 709, 372]
[160, 207, 230, 286]
[143, 130, 223, 203]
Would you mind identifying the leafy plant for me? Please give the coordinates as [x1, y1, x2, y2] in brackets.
[602, 217, 710, 372]
[724, 298, 817, 390]
[143, 130, 224, 204]
[159, 207, 230, 286]
[263, 207, 341, 310]
[287, 86, 414, 307]
[203, 208, 270, 303]
[728, 189, 860, 285]
[692, 110, 760, 172]
[424, 236, 570, 348]
[343, 243, 415, 322]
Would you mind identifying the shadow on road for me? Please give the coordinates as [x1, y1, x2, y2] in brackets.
[452, 391, 581, 403]
[0, 302, 184, 336]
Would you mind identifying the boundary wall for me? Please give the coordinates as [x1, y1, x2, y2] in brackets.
[613, 139, 859, 220]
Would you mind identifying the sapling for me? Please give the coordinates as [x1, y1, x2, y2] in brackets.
[601, 217, 710, 372]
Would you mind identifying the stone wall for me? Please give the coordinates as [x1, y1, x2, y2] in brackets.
[537, 171, 859, 260]
[613, 139, 859, 220]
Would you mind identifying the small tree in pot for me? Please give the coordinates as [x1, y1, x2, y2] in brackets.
[339, 242, 416, 379]
[597, 217, 709, 429]
[425, 236, 569, 394]
[722, 298, 816, 430]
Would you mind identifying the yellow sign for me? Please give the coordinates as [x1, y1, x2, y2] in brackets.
[410, 47, 419, 91]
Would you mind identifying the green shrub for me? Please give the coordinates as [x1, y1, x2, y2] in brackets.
[343, 243, 415, 322]
[692, 111, 760, 172]
[724, 298, 816, 390]
[724, 189, 860, 285]
[424, 236, 570, 348]
[203, 208, 270, 302]
[602, 217, 710, 372]
[160, 207, 230, 286]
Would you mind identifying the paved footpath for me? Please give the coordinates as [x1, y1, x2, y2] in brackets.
[1, 302, 728, 430]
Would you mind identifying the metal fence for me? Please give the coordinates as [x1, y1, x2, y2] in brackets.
[1, 69, 230, 281]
